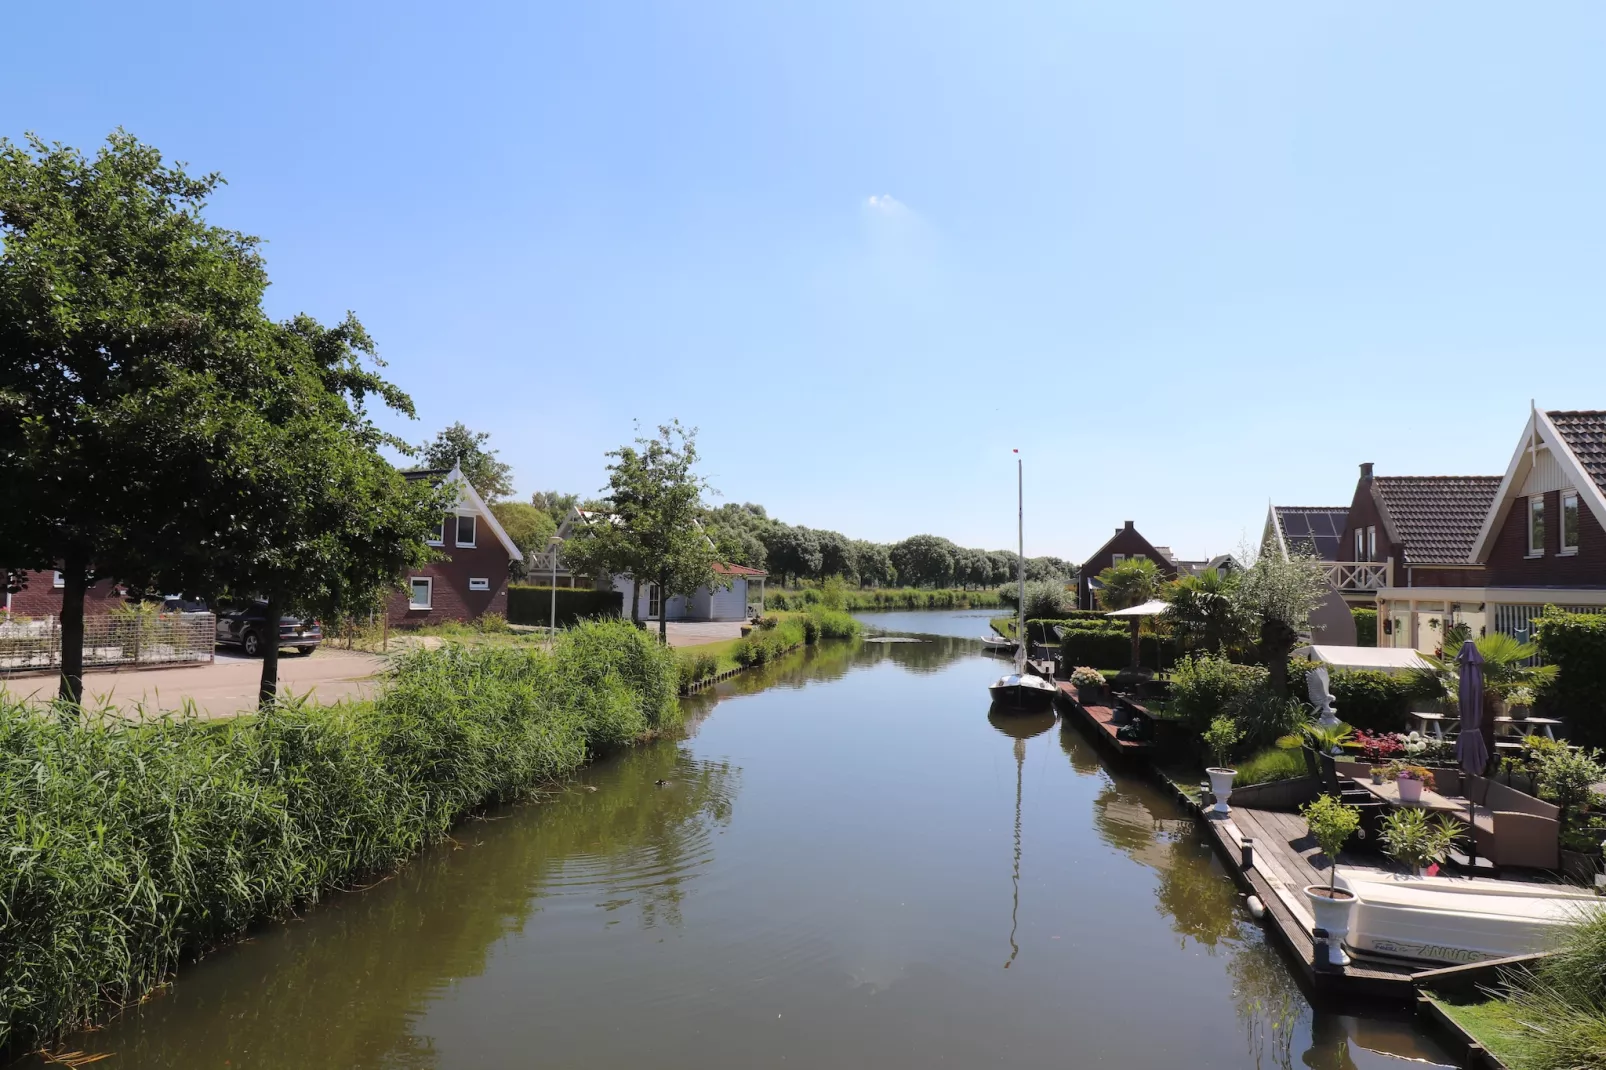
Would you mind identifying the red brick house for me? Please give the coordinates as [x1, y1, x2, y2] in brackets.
[387, 466, 524, 627]
[1375, 410, 1606, 649]
[3, 570, 127, 618]
[1077, 521, 1178, 609]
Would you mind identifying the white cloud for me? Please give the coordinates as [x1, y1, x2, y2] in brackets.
[865, 193, 911, 216]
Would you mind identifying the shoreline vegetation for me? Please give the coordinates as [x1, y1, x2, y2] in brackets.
[0, 619, 680, 1054]
[766, 586, 1006, 612]
[678, 609, 860, 690]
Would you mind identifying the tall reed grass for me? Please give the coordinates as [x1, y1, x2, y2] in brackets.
[0, 619, 677, 1052]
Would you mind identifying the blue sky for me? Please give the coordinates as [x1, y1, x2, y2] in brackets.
[8, 2, 1605, 562]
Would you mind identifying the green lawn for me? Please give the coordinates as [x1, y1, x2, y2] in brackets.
[1430, 996, 1534, 1069]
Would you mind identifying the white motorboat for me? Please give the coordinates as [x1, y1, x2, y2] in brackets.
[989, 453, 1057, 711]
[981, 635, 1017, 654]
[1337, 871, 1602, 966]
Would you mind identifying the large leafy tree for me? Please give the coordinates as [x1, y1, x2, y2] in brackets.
[417, 422, 514, 501]
[1166, 569, 1250, 655]
[1232, 549, 1331, 697]
[490, 501, 557, 580]
[760, 525, 822, 587]
[815, 529, 857, 582]
[851, 540, 894, 588]
[0, 132, 269, 703]
[890, 534, 956, 588]
[1095, 557, 1166, 668]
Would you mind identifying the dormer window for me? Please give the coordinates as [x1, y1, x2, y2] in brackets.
[1354, 528, 1364, 561]
[1527, 496, 1546, 557]
[427, 517, 446, 546]
[456, 514, 477, 548]
[1366, 526, 1376, 561]
[1562, 491, 1580, 554]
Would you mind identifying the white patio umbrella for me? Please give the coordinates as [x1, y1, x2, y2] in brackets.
[1104, 600, 1171, 669]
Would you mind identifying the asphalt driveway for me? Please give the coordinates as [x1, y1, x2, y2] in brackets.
[4, 648, 389, 719]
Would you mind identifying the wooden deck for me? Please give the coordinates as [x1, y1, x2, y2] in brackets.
[1202, 804, 1421, 997]
[1055, 685, 1154, 753]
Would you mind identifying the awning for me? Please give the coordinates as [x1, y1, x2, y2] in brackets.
[1298, 644, 1430, 674]
[1105, 599, 1170, 618]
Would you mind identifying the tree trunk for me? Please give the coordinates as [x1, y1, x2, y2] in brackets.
[629, 574, 642, 629]
[1129, 619, 1141, 670]
[657, 570, 669, 645]
[1263, 621, 1296, 698]
[56, 549, 90, 705]
[259, 592, 282, 709]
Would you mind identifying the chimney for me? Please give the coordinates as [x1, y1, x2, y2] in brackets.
[1123, 520, 1135, 532]
[1360, 462, 1374, 481]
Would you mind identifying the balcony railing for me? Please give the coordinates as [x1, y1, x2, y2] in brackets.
[1324, 561, 1390, 591]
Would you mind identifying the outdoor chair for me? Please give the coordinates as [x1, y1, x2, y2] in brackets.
[1460, 776, 1561, 871]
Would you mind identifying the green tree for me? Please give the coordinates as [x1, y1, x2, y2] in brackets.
[1095, 557, 1165, 668]
[815, 529, 857, 582]
[417, 422, 514, 501]
[490, 501, 557, 580]
[0, 131, 270, 703]
[852, 540, 895, 587]
[1232, 549, 1330, 698]
[889, 534, 956, 588]
[761, 525, 822, 587]
[1166, 569, 1249, 655]
[530, 489, 580, 527]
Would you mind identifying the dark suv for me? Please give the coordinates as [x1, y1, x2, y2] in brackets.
[215, 601, 322, 657]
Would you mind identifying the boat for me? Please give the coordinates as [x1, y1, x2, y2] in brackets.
[1337, 871, 1603, 966]
[980, 635, 1017, 654]
[989, 452, 1057, 710]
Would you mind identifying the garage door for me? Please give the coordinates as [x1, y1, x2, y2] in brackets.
[708, 581, 746, 621]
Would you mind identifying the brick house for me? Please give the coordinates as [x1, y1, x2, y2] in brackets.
[387, 466, 523, 627]
[1077, 521, 1178, 609]
[1374, 410, 1606, 650]
[1261, 505, 1360, 646]
[3, 570, 127, 618]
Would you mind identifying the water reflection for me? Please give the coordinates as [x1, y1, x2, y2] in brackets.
[986, 707, 1056, 970]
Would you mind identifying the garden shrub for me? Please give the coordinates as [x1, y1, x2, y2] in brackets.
[1061, 629, 1131, 670]
[1170, 654, 1268, 733]
[0, 620, 678, 1051]
[1286, 659, 1412, 733]
[1233, 744, 1307, 787]
[506, 586, 623, 627]
[1536, 608, 1606, 748]
[1352, 608, 1377, 647]
[1227, 680, 1307, 752]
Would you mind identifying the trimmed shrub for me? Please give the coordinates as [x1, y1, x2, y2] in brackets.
[1171, 655, 1268, 733]
[0, 620, 677, 1051]
[1061, 629, 1131, 670]
[1287, 659, 1412, 733]
[1233, 745, 1307, 787]
[1536, 608, 1606, 749]
[506, 586, 623, 627]
[1352, 608, 1377, 647]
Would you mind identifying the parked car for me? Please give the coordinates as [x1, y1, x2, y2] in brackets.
[214, 601, 321, 656]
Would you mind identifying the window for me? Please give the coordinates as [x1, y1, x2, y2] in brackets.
[1366, 526, 1376, 561]
[408, 577, 433, 610]
[1111, 554, 1126, 565]
[52, 571, 65, 589]
[426, 517, 446, 546]
[456, 514, 477, 547]
[1528, 496, 1546, 556]
[1132, 553, 1146, 562]
[1354, 529, 1364, 561]
[468, 577, 490, 592]
[1562, 491, 1580, 554]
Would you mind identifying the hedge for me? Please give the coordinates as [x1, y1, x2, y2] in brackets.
[0, 620, 678, 1051]
[507, 585, 623, 627]
[1287, 658, 1413, 733]
[1059, 628, 1176, 670]
[1536, 608, 1606, 749]
[1352, 608, 1377, 647]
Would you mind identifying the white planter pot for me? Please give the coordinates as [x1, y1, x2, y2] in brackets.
[1398, 778, 1424, 804]
[1207, 767, 1236, 815]
[1304, 885, 1355, 967]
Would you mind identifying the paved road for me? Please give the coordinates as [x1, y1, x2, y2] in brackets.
[4, 648, 389, 719]
[659, 621, 747, 647]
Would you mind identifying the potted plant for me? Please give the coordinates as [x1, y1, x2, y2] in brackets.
[1070, 666, 1107, 705]
[1391, 763, 1435, 804]
[1369, 767, 1386, 785]
[1508, 686, 1535, 721]
[1300, 793, 1361, 967]
[1378, 807, 1461, 877]
[1203, 715, 1242, 816]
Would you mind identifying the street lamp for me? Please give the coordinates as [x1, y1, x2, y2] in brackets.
[548, 535, 563, 636]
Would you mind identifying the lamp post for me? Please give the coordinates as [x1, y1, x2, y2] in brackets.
[548, 535, 563, 637]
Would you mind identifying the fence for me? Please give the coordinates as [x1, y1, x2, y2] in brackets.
[0, 612, 215, 674]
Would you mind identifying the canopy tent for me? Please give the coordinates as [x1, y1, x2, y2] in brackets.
[1104, 599, 1170, 618]
[1296, 645, 1429, 674]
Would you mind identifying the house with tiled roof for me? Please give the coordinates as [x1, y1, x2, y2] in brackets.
[1260, 504, 1360, 646]
[1076, 521, 1178, 609]
[390, 465, 523, 626]
[1372, 409, 1606, 651]
[535, 508, 766, 621]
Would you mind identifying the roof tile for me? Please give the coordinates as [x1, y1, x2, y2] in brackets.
[1372, 476, 1500, 565]
[1548, 411, 1606, 497]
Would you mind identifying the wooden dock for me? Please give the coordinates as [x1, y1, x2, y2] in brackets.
[1055, 684, 1154, 754]
[1201, 804, 1421, 998]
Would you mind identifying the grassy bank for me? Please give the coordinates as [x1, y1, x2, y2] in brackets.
[0, 619, 678, 1053]
[767, 587, 1003, 612]
[677, 609, 860, 689]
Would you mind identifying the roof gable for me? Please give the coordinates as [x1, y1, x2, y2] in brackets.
[1268, 505, 1349, 561]
[1372, 476, 1499, 566]
[1469, 409, 1606, 563]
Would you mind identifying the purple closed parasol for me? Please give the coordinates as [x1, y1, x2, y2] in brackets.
[1457, 640, 1488, 775]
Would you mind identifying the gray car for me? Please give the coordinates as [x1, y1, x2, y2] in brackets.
[214, 601, 322, 656]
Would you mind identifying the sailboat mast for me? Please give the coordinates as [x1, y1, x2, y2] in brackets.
[1017, 456, 1025, 657]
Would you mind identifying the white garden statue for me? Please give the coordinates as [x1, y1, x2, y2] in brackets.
[1307, 665, 1340, 726]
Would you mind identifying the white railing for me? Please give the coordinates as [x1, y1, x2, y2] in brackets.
[1324, 561, 1390, 591]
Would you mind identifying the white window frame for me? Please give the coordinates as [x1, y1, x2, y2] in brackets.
[468, 577, 490, 592]
[426, 517, 445, 547]
[408, 577, 433, 610]
[1561, 491, 1580, 555]
[455, 514, 477, 548]
[1354, 529, 1364, 561]
[648, 583, 662, 619]
[1366, 526, 1376, 562]
[1132, 553, 1146, 562]
[1111, 553, 1126, 566]
[1527, 496, 1546, 557]
[52, 571, 65, 589]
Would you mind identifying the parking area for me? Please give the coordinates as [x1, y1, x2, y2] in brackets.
[4, 647, 389, 719]
[660, 621, 748, 647]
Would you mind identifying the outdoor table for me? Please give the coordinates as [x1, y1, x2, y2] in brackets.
[1494, 716, 1563, 741]
[1410, 710, 1459, 739]
[1354, 777, 1468, 815]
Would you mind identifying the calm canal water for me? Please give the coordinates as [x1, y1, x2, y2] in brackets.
[30, 610, 1456, 1069]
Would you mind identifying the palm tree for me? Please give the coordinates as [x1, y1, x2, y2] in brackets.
[1095, 557, 1165, 669]
[1166, 569, 1248, 655]
[1408, 632, 1557, 713]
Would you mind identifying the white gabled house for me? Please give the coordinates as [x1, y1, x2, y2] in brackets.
[530, 508, 767, 622]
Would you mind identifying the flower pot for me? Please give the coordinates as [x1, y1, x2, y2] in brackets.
[1077, 684, 1105, 705]
[1207, 767, 1236, 815]
[1303, 885, 1356, 967]
[1370, 771, 1384, 785]
[1398, 778, 1423, 804]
